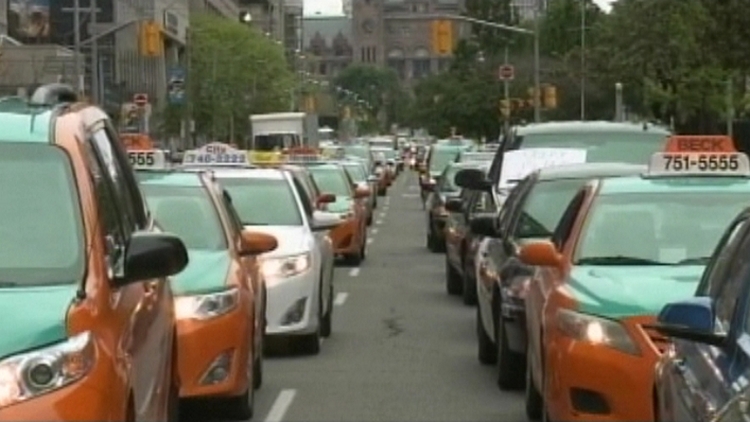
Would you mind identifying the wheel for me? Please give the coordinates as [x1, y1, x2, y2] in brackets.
[477, 305, 497, 365]
[496, 315, 525, 390]
[222, 377, 254, 420]
[445, 256, 462, 295]
[461, 254, 478, 305]
[525, 347, 543, 420]
[367, 213, 373, 226]
[253, 294, 266, 389]
[320, 276, 333, 338]
[378, 188, 386, 197]
[297, 330, 321, 355]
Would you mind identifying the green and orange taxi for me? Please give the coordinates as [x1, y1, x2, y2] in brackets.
[0, 84, 189, 421]
[520, 136, 750, 422]
[133, 149, 278, 419]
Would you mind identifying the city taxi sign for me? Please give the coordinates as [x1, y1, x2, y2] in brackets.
[663, 135, 736, 153]
[646, 152, 750, 177]
[128, 149, 168, 170]
[183, 142, 249, 166]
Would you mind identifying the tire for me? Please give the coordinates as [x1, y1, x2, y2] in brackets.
[496, 316, 525, 390]
[461, 253, 477, 306]
[445, 256, 462, 295]
[223, 384, 254, 420]
[360, 233, 367, 262]
[253, 293, 266, 389]
[320, 276, 333, 338]
[367, 213, 373, 226]
[477, 305, 497, 365]
[525, 347, 543, 421]
[378, 188, 386, 197]
[298, 331, 321, 355]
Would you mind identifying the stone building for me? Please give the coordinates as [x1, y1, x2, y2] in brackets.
[302, 15, 353, 79]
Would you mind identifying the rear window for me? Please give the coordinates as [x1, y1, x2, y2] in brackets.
[0, 144, 85, 285]
[218, 178, 303, 226]
[430, 149, 460, 172]
[142, 185, 227, 250]
[515, 132, 668, 164]
[516, 179, 587, 238]
[309, 167, 352, 197]
[344, 164, 367, 183]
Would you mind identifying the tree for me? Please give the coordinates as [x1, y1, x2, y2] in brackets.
[464, 0, 518, 56]
[332, 64, 409, 129]
[185, 13, 294, 140]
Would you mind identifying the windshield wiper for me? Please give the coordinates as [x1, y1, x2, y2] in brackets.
[243, 222, 269, 226]
[576, 256, 669, 266]
[675, 256, 711, 265]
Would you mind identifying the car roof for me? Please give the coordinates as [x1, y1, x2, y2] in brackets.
[137, 170, 204, 187]
[536, 163, 646, 181]
[0, 100, 54, 143]
[516, 121, 670, 136]
[210, 167, 286, 180]
[599, 175, 750, 195]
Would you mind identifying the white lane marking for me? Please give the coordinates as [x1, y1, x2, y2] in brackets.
[409, 185, 418, 190]
[367, 237, 374, 245]
[375, 219, 382, 225]
[401, 193, 420, 198]
[334, 292, 348, 306]
[370, 228, 379, 234]
[264, 389, 297, 422]
[348, 268, 360, 277]
[379, 212, 386, 218]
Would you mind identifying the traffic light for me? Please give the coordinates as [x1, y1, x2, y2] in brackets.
[543, 85, 558, 109]
[139, 21, 163, 57]
[499, 99, 510, 117]
[511, 99, 524, 111]
[431, 20, 453, 56]
[527, 87, 540, 107]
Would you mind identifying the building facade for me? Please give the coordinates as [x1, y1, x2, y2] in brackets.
[303, 15, 352, 79]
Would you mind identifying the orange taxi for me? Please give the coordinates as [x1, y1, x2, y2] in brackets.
[0, 84, 188, 421]
[520, 136, 750, 422]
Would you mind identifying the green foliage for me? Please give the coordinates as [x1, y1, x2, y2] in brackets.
[540, 0, 602, 58]
[333, 64, 410, 129]
[186, 13, 294, 139]
[465, 0, 518, 56]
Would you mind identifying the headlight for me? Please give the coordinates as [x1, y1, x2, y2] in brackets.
[0, 331, 94, 408]
[262, 252, 311, 279]
[556, 309, 640, 355]
[175, 288, 239, 320]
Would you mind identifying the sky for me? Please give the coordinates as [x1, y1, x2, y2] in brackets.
[303, 0, 617, 16]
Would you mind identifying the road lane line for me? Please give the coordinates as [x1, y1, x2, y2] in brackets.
[334, 292, 348, 305]
[375, 219, 382, 225]
[379, 212, 386, 218]
[264, 389, 297, 422]
[401, 193, 419, 198]
[348, 268, 360, 277]
[367, 237, 374, 245]
[371, 228, 379, 234]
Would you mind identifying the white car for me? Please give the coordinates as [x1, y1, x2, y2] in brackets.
[212, 168, 339, 355]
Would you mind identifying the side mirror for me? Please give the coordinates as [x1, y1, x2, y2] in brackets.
[354, 185, 371, 199]
[518, 240, 561, 267]
[311, 210, 342, 231]
[119, 232, 189, 285]
[455, 168, 492, 191]
[469, 215, 498, 237]
[317, 193, 336, 204]
[445, 198, 463, 213]
[240, 230, 278, 256]
[651, 297, 725, 347]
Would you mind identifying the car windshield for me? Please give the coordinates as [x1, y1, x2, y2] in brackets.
[575, 191, 749, 265]
[253, 133, 299, 151]
[438, 165, 462, 193]
[0, 144, 85, 286]
[430, 149, 460, 172]
[344, 146, 370, 161]
[142, 185, 227, 250]
[517, 132, 668, 164]
[309, 167, 352, 197]
[516, 179, 587, 238]
[343, 164, 367, 183]
[218, 178, 303, 226]
[373, 148, 397, 160]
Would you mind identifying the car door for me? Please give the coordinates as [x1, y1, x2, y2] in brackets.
[86, 122, 170, 420]
[662, 219, 750, 422]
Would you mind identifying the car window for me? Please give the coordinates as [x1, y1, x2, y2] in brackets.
[221, 190, 244, 237]
[716, 232, 750, 334]
[697, 218, 748, 297]
[0, 144, 85, 285]
[344, 164, 367, 183]
[438, 165, 461, 193]
[218, 178, 303, 226]
[429, 149, 460, 172]
[513, 179, 587, 239]
[575, 191, 750, 265]
[141, 185, 228, 250]
[309, 167, 352, 197]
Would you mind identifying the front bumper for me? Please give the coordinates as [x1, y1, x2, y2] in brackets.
[266, 270, 320, 336]
[329, 217, 361, 255]
[546, 331, 657, 421]
[176, 307, 252, 399]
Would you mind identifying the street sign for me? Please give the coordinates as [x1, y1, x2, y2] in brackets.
[167, 67, 186, 105]
[498, 65, 514, 81]
[133, 93, 148, 107]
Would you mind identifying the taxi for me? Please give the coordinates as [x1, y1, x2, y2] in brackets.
[287, 153, 371, 265]
[0, 84, 188, 421]
[133, 149, 278, 419]
[520, 137, 750, 422]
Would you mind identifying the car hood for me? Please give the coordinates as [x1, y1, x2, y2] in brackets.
[567, 265, 704, 319]
[0, 285, 76, 359]
[243, 225, 310, 257]
[173, 250, 231, 296]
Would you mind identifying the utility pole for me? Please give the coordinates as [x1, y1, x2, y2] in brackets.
[90, 0, 99, 104]
[503, 45, 510, 134]
[614, 82, 623, 121]
[727, 77, 734, 138]
[73, 0, 83, 94]
[532, 1, 541, 123]
[184, 27, 193, 149]
[580, 0, 586, 120]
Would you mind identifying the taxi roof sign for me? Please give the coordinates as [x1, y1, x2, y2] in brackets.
[664, 135, 736, 153]
[128, 149, 168, 170]
[646, 152, 750, 178]
[183, 142, 250, 166]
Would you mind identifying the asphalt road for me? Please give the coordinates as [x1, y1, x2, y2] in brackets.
[195, 170, 526, 422]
